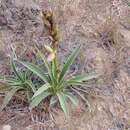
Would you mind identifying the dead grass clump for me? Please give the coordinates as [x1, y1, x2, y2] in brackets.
[95, 21, 128, 63]
[91, 21, 129, 80]
[79, 20, 130, 83]
[110, 69, 130, 129]
[83, 47, 113, 82]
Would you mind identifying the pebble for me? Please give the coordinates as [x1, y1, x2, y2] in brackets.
[2, 125, 11, 130]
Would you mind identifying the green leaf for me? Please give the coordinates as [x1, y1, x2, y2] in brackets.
[68, 72, 99, 83]
[59, 45, 81, 83]
[50, 96, 57, 107]
[36, 47, 54, 82]
[8, 81, 24, 86]
[51, 60, 57, 81]
[0, 87, 22, 112]
[1, 78, 18, 84]
[65, 92, 78, 106]
[30, 91, 50, 109]
[11, 58, 23, 81]
[11, 45, 17, 59]
[32, 83, 51, 98]
[19, 71, 27, 82]
[26, 80, 36, 93]
[17, 60, 49, 83]
[57, 93, 68, 115]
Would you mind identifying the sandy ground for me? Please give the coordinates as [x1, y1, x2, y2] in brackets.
[0, 0, 130, 130]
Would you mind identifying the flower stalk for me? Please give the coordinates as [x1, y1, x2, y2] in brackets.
[41, 10, 60, 79]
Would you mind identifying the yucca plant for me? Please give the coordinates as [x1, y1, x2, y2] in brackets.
[13, 11, 99, 115]
[0, 11, 98, 115]
[0, 56, 36, 111]
[16, 45, 98, 115]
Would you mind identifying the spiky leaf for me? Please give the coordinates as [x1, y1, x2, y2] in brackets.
[0, 87, 22, 111]
[17, 60, 49, 83]
[59, 45, 81, 83]
[65, 92, 78, 106]
[11, 58, 22, 81]
[26, 80, 36, 93]
[36, 48, 55, 84]
[32, 83, 51, 98]
[30, 91, 50, 109]
[57, 93, 67, 115]
[50, 96, 57, 107]
[67, 72, 99, 83]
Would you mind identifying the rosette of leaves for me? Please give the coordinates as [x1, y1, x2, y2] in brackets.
[17, 45, 98, 115]
[0, 56, 36, 111]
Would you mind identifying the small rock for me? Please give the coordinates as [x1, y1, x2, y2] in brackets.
[108, 128, 120, 130]
[2, 125, 11, 130]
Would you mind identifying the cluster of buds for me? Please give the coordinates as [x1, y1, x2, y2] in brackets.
[41, 11, 60, 43]
[40, 10, 60, 62]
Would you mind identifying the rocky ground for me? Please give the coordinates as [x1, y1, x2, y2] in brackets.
[0, 0, 130, 130]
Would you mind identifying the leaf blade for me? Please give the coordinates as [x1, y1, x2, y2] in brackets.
[50, 96, 57, 107]
[65, 92, 78, 106]
[67, 72, 99, 83]
[30, 91, 50, 109]
[17, 60, 49, 83]
[36, 48, 56, 85]
[0, 87, 22, 112]
[32, 83, 51, 98]
[59, 45, 81, 82]
[57, 93, 68, 115]
[11, 58, 23, 81]
[26, 80, 36, 93]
